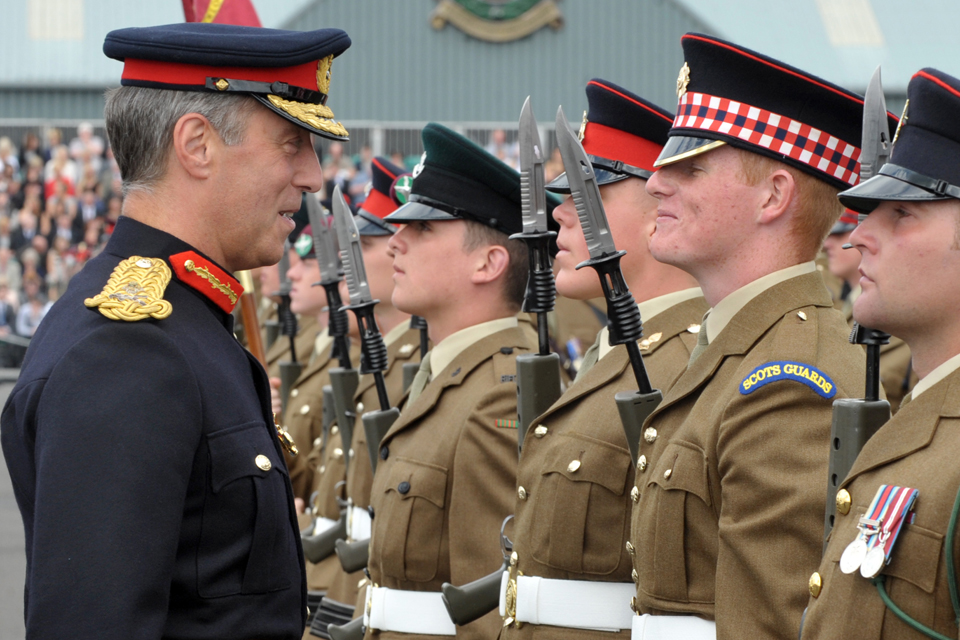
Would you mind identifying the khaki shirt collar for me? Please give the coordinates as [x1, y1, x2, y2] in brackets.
[427, 316, 518, 380]
[706, 262, 817, 343]
[911, 350, 960, 400]
[597, 287, 703, 361]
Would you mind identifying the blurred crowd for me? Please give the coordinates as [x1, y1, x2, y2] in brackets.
[0, 124, 122, 342]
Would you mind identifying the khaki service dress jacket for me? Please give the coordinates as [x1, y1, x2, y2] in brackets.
[266, 314, 319, 380]
[503, 296, 708, 640]
[629, 272, 866, 640]
[801, 366, 960, 639]
[365, 323, 535, 640]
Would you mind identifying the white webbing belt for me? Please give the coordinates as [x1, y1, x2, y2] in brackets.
[497, 571, 635, 632]
[311, 515, 339, 537]
[631, 613, 716, 640]
[346, 504, 371, 541]
[363, 585, 456, 635]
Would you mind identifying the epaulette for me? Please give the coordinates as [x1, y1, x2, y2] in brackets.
[84, 256, 173, 322]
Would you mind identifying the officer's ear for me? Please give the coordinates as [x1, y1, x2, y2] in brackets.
[171, 113, 216, 180]
[470, 243, 510, 286]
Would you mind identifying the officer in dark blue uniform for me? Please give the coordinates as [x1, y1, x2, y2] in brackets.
[1, 23, 352, 639]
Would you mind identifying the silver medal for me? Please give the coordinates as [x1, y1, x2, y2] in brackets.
[839, 537, 868, 574]
[860, 545, 887, 578]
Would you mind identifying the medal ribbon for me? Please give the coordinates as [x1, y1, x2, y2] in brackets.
[866, 485, 919, 565]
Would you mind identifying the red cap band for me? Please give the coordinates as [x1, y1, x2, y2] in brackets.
[582, 122, 663, 173]
[361, 189, 397, 219]
[122, 58, 319, 93]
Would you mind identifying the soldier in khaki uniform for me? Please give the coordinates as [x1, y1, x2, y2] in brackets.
[499, 79, 706, 638]
[360, 123, 544, 640]
[822, 210, 917, 411]
[309, 158, 420, 636]
[801, 67, 960, 640]
[549, 295, 606, 378]
[627, 34, 880, 640]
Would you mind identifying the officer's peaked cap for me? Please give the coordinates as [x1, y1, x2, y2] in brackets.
[840, 69, 960, 213]
[103, 23, 352, 140]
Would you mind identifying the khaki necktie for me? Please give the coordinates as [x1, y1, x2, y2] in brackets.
[688, 313, 711, 366]
[407, 351, 432, 404]
[573, 332, 603, 383]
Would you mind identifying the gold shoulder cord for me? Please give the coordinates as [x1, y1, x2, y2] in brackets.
[84, 256, 173, 321]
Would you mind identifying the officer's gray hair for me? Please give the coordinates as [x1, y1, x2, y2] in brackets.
[104, 86, 258, 197]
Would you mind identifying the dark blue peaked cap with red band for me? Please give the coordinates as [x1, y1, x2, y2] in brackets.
[357, 157, 407, 236]
[387, 123, 559, 236]
[548, 78, 673, 193]
[657, 33, 899, 191]
[103, 23, 351, 141]
[840, 69, 960, 213]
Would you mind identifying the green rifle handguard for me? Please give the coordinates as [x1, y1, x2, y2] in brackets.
[327, 615, 364, 640]
[279, 360, 304, 416]
[441, 558, 509, 626]
[335, 537, 370, 574]
[363, 408, 401, 474]
[401, 361, 419, 395]
[264, 320, 280, 350]
[329, 368, 360, 468]
[322, 385, 336, 451]
[301, 509, 347, 564]
[615, 389, 663, 467]
[824, 398, 890, 545]
[515, 353, 563, 451]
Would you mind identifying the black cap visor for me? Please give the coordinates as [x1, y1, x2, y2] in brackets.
[356, 210, 395, 236]
[829, 221, 857, 235]
[547, 155, 651, 194]
[384, 200, 459, 224]
[654, 135, 726, 167]
[838, 164, 957, 214]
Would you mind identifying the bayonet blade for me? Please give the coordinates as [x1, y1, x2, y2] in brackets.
[555, 105, 619, 259]
[332, 185, 373, 306]
[305, 194, 341, 284]
[519, 96, 548, 235]
[861, 66, 892, 181]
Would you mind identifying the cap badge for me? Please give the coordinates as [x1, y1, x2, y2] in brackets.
[412, 152, 428, 179]
[578, 110, 588, 142]
[294, 232, 313, 258]
[677, 62, 691, 99]
[85, 256, 173, 322]
[393, 175, 413, 204]
[317, 55, 333, 95]
[893, 99, 909, 145]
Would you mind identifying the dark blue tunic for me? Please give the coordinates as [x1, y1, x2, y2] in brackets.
[1, 217, 306, 639]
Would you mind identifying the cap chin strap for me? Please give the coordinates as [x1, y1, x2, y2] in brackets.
[880, 164, 960, 199]
[587, 154, 654, 181]
[203, 76, 327, 104]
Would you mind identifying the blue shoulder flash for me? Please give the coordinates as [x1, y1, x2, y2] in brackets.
[739, 361, 836, 399]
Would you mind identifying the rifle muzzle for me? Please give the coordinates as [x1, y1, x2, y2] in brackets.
[363, 408, 401, 474]
[515, 353, 562, 451]
[279, 360, 304, 415]
[615, 389, 663, 467]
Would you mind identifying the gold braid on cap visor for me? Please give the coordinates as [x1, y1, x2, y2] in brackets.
[266, 55, 348, 138]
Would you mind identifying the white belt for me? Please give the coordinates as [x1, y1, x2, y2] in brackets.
[363, 585, 456, 636]
[498, 572, 635, 632]
[347, 504, 372, 541]
[631, 613, 716, 640]
[312, 515, 339, 537]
